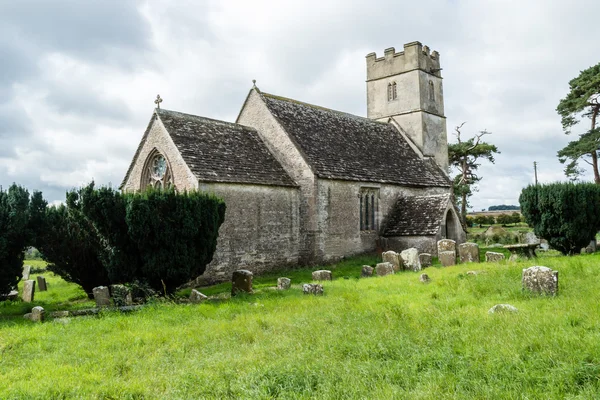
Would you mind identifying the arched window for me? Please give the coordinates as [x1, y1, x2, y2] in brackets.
[141, 149, 173, 190]
[359, 188, 379, 231]
[387, 82, 397, 101]
[429, 80, 435, 102]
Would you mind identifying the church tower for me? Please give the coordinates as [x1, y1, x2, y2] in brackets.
[366, 41, 448, 172]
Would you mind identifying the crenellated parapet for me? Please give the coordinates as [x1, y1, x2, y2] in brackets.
[366, 42, 442, 81]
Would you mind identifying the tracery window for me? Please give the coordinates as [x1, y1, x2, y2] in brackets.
[387, 82, 397, 101]
[359, 188, 379, 231]
[142, 150, 173, 190]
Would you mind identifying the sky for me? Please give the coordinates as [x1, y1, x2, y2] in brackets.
[0, 0, 598, 210]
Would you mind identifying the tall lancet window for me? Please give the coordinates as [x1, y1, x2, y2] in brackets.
[359, 188, 379, 231]
[388, 82, 397, 101]
[429, 80, 435, 102]
[142, 149, 173, 190]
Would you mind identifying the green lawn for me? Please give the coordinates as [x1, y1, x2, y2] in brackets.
[1, 252, 600, 398]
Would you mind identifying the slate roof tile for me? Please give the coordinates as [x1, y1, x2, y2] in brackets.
[381, 194, 450, 236]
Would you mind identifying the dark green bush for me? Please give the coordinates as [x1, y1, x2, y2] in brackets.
[520, 183, 600, 255]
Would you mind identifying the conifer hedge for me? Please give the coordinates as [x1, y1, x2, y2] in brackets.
[519, 183, 600, 255]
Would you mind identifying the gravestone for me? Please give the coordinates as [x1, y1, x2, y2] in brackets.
[458, 243, 479, 263]
[110, 284, 133, 306]
[437, 239, 456, 253]
[400, 248, 421, 271]
[419, 253, 432, 268]
[22, 280, 35, 302]
[92, 286, 111, 307]
[312, 270, 332, 281]
[438, 251, 456, 267]
[22, 265, 31, 281]
[302, 283, 323, 295]
[485, 251, 505, 262]
[277, 277, 291, 290]
[523, 231, 540, 245]
[190, 289, 208, 303]
[488, 304, 518, 314]
[522, 266, 558, 295]
[382, 251, 402, 271]
[419, 273, 430, 283]
[3, 290, 18, 301]
[375, 262, 395, 276]
[231, 270, 253, 296]
[37, 276, 48, 292]
[583, 239, 597, 254]
[31, 306, 45, 322]
[361, 265, 374, 278]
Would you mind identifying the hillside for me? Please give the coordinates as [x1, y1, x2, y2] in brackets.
[1, 253, 600, 398]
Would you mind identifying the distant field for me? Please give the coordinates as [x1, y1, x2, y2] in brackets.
[1, 252, 600, 398]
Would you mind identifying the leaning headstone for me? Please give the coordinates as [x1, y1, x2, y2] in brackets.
[92, 286, 111, 307]
[361, 265, 374, 278]
[312, 270, 332, 281]
[437, 239, 456, 253]
[231, 270, 253, 296]
[37, 276, 48, 292]
[277, 277, 291, 290]
[110, 284, 133, 306]
[458, 243, 479, 263]
[485, 251, 505, 262]
[31, 306, 45, 322]
[375, 262, 395, 276]
[22, 265, 31, 281]
[419, 253, 432, 268]
[438, 251, 456, 267]
[522, 266, 558, 295]
[419, 273, 430, 283]
[190, 289, 208, 303]
[302, 283, 323, 295]
[22, 280, 35, 302]
[400, 248, 421, 271]
[382, 251, 402, 271]
[488, 304, 518, 314]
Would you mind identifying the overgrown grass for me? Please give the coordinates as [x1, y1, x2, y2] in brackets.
[2, 253, 600, 398]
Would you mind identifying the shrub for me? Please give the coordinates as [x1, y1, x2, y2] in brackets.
[0, 185, 33, 295]
[520, 183, 600, 255]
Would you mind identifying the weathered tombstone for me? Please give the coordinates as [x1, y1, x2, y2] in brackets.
[419, 253, 432, 268]
[583, 239, 597, 254]
[458, 242, 479, 263]
[22, 265, 31, 281]
[419, 273, 430, 283]
[277, 277, 291, 290]
[190, 289, 208, 303]
[488, 304, 518, 314]
[382, 251, 402, 271]
[6, 290, 18, 301]
[522, 266, 558, 295]
[22, 280, 35, 302]
[312, 270, 332, 281]
[110, 284, 133, 306]
[437, 239, 456, 253]
[438, 251, 456, 267]
[523, 231, 540, 245]
[92, 286, 111, 307]
[485, 251, 505, 262]
[37, 276, 48, 292]
[375, 262, 395, 276]
[302, 283, 323, 295]
[505, 244, 537, 261]
[31, 306, 45, 322]
[400, 248, 421, 271]
[231, 270, 253, 296]
[361, 265, 374, 278]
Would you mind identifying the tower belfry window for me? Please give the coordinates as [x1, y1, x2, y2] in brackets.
[429, 80, 435, 102]
[388, 82, 397, 101]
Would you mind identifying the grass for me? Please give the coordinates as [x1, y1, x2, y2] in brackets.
[1, 252, 600, 398]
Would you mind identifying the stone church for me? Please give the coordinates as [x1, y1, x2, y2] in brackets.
[121, 41, 466, 282]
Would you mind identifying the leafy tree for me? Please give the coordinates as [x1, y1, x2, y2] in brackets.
[519, 183, 600, 255]
[496, 214, 511, 226]
[488, 205, 520, 211]
[556, 62, 600, 182]
[0, 185, 32, 295]
[448, 123, 500, 222]
[510, 212, 521, 225]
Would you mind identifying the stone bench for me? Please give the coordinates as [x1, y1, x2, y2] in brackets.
[504, 243, 538, 261]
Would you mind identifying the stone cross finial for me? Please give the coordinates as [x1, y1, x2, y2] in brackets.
[252, 79, 256, 87]
[154, 94, 163, 109]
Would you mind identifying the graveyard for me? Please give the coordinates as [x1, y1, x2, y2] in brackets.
[2, 247, 600, 399]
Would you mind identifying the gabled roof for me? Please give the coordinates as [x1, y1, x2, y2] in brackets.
[259, 92, 450, 187]
[381, 194, 450, 236]
[121, 109, 297, 188]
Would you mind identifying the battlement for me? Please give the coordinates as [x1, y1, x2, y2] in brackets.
[366, 42, 441, 81]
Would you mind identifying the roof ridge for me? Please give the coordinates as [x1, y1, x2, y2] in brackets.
[157, 108, 256, 131]
[261, 92, 388, 125]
